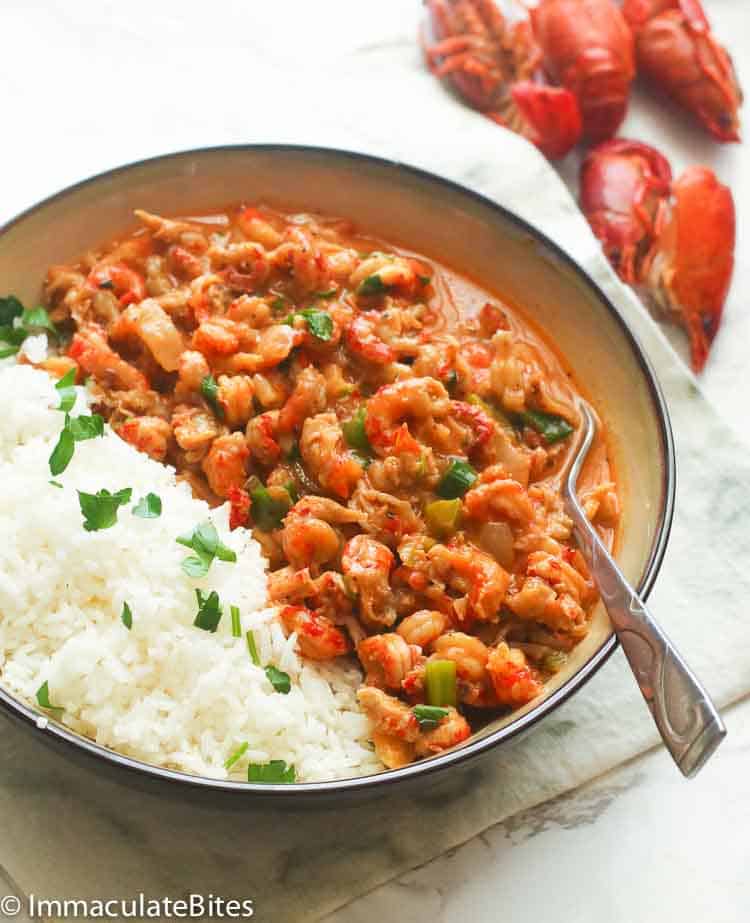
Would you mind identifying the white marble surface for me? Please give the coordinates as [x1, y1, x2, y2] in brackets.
[329, 695, 750, 923]
[0, 2, 748, 922]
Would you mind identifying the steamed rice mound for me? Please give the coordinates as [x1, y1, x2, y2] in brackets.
[0, 364, 381, 781]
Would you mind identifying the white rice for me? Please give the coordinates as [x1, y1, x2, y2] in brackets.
[0, 364, 381, 782]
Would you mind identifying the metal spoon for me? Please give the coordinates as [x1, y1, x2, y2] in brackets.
[563, 401, 726, 777]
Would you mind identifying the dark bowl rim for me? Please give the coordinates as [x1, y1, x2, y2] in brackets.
[0, 143, 676, 797]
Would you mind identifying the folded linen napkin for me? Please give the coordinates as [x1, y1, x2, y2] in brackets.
[0, 5, 747, 921]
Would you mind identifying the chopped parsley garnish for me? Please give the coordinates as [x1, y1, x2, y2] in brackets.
[0, 297, 58, 358]
[36, 681, 63, 713]
[412, 704, 450, 730]
[357, 274, 389, 297]
[515, 409, 574, 444]
[177, 520, 236, 577]
[285, 308, 334, 341]
[77, 487, 132, 531]
[49, 480, 63, 489]
[49, 427, 75, 476]
[121, 601, 133, 630]
[0, 295, 24, 326]
[265, 665, 291, 695]
[66, 413, 105, 441]
[247, 760, 296, 784]
[302, 309, 334, 341]
[230, 604, 242, 638]
[49, 412, 105, 476]
[224, 741, 249, 770]
[20, 306, 57, 335]
[436, 458, 478, 499]
[54, 368, 77, 413]
[0, 296, 25, 358]
[98, 279, 115, 290]
[246, 630, 260, 666]
[418, 274, 432, 286]
[313, 288, 337, 299]
[193, 589, 223, 632]
[0, 324, 26, 358]
[200, 374, 224, 419]
[132, 492, 162, 519]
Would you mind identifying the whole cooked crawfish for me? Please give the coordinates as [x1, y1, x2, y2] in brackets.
[530, 0, 636, 142]
[581, 139, 736, 371]
[622, 0, 742, 141]
[423, 0, 583, 159]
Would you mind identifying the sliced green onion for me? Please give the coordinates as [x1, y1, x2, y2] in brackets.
[246, 629, 261, 666]
[412, 704, 450, 730]
[542, 650, 568, 674]
[265, 665, 291, 694]
[436, 458, 477, 499]
[230, 605, 242, 639]
[247, 760, 296, 783]
[466, 393, 502, 420]
[36, 680, 63, 713]
[516, 409, 574, 444]
[285, 440, 301, 463]
[424, 498, 462, 538]
[284, 481, 299, 504]
[224, 741, 249, 770]
[341, 406, 372, 455]
[249, 483, 292, 532]
[425, 659, 457, 707]
[201, 374, 224, 419]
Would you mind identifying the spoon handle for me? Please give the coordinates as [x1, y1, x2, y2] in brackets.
[568, 503, 726, 777]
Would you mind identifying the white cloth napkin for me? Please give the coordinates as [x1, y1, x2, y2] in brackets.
[0, 3, 747, 920]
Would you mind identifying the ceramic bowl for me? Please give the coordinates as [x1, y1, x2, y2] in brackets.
[0, 146, 675, 800]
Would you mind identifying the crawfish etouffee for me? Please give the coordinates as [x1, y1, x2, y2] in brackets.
[36, 204, 619, 770]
